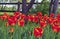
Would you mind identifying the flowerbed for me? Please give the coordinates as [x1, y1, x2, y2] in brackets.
[0, 12, 60, 39]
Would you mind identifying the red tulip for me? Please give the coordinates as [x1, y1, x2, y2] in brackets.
[8, 16, 17, 26]
[50, 13, 54, 17]
[9, 28, 14, 33]
[14, 12, 20, 18]
[37, 12, 42, 16]
[56, 14, 60, 23]
[37, 12, 43, 20]
[0, 13, 10, 20]
[57, 26, 60, 31]
[27, 14, 32, 22]
[20, 14, 26, 19]
[14, 12, 20, 15]
[43, 14, 48, 21]
[39, 16, 43, 20]
[18, 19, 24, 26]
[49, 17, 58, 25]
[40, 20, 47, 28]
[57, 13, 60, 18]
[33, 27, 43, 37]
[5, 22, 9, 27]
[48, 17, 53, 25]
[52, 24, 59, 32]
[33, 15, 38, 23]
[52, 24, 60, 32]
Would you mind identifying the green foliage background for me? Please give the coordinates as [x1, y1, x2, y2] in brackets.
[29, 0, 49, 15]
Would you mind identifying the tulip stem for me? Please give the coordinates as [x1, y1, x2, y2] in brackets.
[57, 32, 60, 39]
[39, 37, 42, 39]
[18, 27, 21, 39]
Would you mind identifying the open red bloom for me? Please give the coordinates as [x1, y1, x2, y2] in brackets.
[40, 20, 47, 28]
[56, 14, 60, 23]
[14, 12, 20, 18]
[57, 26, 60, 32]
[28, 14, 38, 22]
[37, 12, 42, 17]
[18, 19, 24, 26]
[43, 14, 48, 21]
[27, 14, 32, 22]
[52, 24, 59, 32]
[33, 27, 43, 37]
[50, 13, 54, 17]
[48, 17, 53, 25]
[57, 13, 60, 18]
[52, 17, 58, 24]
[14, 12, 20, 15]
[37, 12, 43, 20]
[8, 16, 17, 26]
[33, 15, 38, 23]
[0, 13, 10, 20]
[20, 14, 26, 19]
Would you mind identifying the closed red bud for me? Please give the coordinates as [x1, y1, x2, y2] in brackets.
[9, 28, 14, 33]
[5, 22, 9, 27]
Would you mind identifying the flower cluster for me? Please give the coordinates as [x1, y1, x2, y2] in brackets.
[0, 12, 60, 37]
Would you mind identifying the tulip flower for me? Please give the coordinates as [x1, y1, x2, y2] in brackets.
[37, 12, 43, 20]
[43, 14, 48, 21]
[5, 22, 9, 27]
[50, 13, 54, 17]
[9, 28, 14, 33]
[52, 24, 59, 32]
[57, 13, 60, 18]
[33, 27, 43, 37]
[37, 12, 42, 17]
[57, 26, 60, 31]
[47, 17, 53, 25]
[14, 12, 20, 18]
[33, 15, 38, 23]
[14, 12, 20, 16]
[20, 14, 26, 19]
[0, 13, 9, 20]
[39, 16, 43, 20]
[8, 16, 17, 26]
[18, 19, 24, 26]
[50, 17, 58, 25]
[40, 20, 47, 28]
[56, 14, 60, 22]
[27, 14, 32, 22]
[52, 24, 60, 32]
